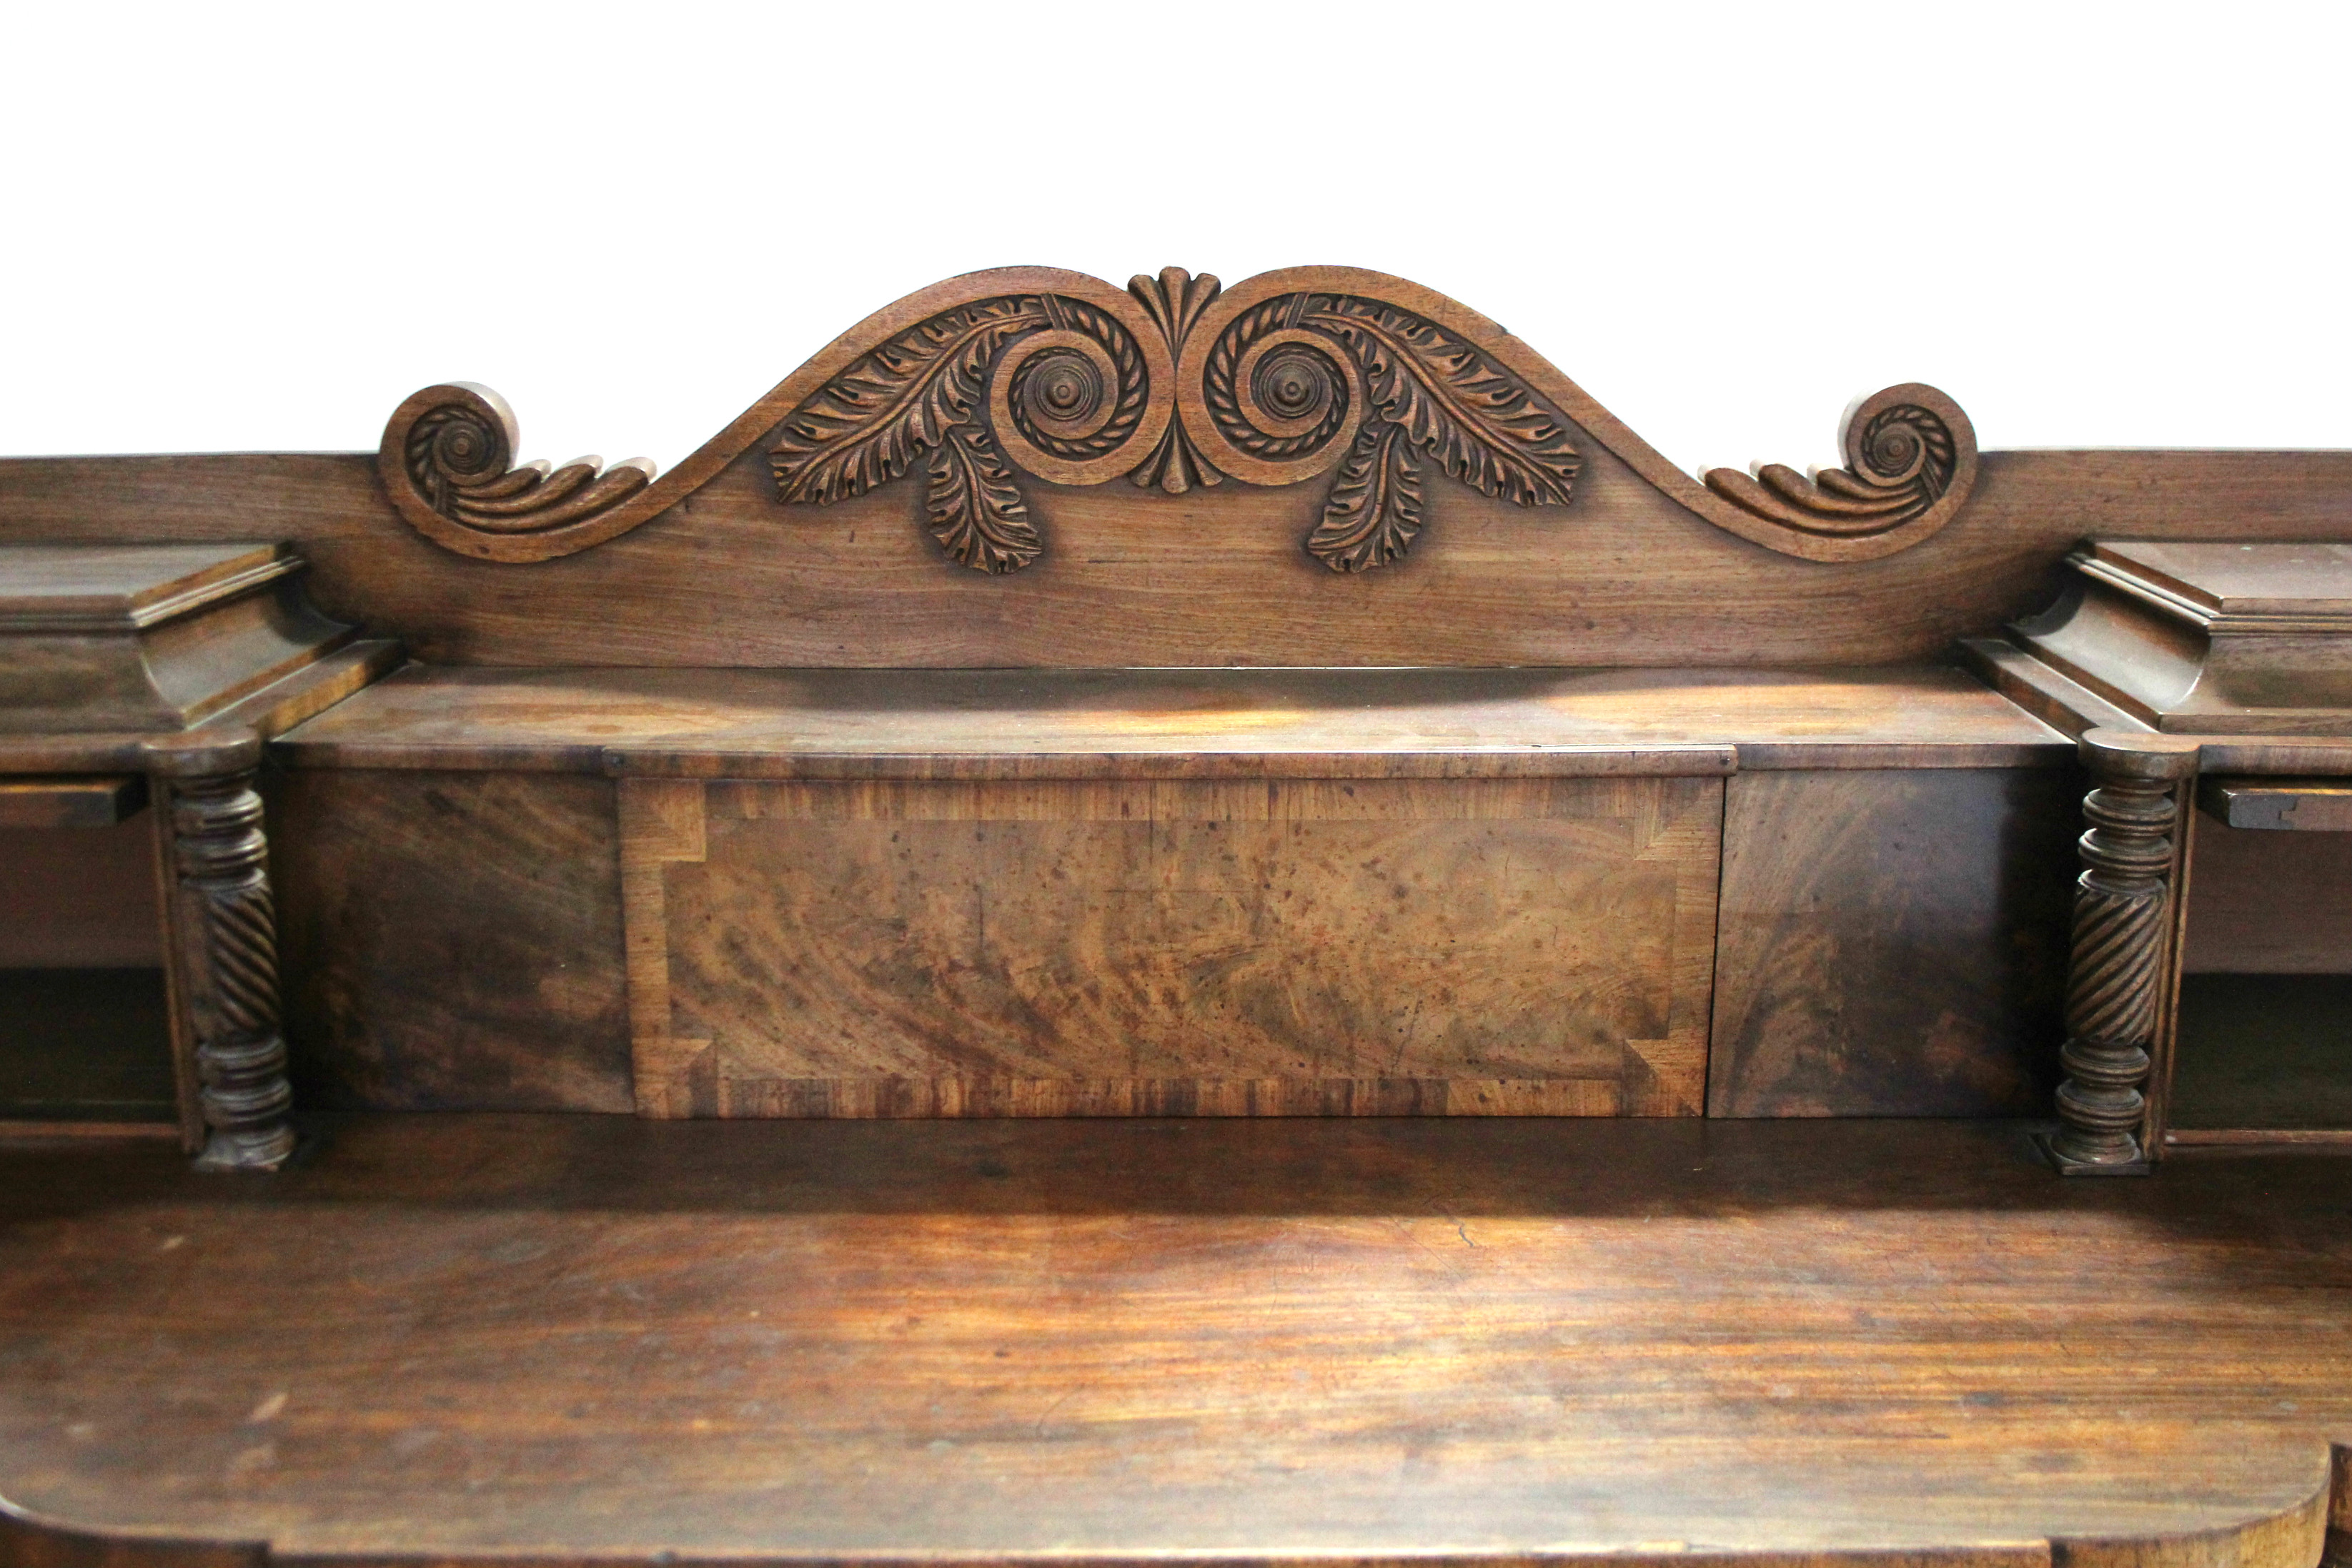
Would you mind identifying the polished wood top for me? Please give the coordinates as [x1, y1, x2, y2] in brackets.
[2083, 540, 2352, 625]
[272, 663, 2068, 776]
[0, 542, 294, 632]
[1, 1115, 2348, 1565]
[0, 641, 402, 773]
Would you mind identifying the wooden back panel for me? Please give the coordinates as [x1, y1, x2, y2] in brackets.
[4, 265, 2348, 669]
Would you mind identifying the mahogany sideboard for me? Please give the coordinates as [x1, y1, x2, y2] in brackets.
[5, 264, 2352, 1568]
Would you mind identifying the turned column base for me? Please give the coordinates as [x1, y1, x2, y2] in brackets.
[2035, 1131, 2150, 1177]
[194, 1123, 299, 1172]
[187, 1023, 298, 1171]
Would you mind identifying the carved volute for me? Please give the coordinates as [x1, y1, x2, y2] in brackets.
[379, 265, 1976, 574]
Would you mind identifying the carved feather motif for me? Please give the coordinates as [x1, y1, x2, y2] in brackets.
[762, 277, 1586, 574]
[770, 297, 1048, 506]
[1306, 298, 1582, 508]
[384, 266, 1975, 569]
[924, 423, 1041, 575]
[1309, 421, 1425, 572]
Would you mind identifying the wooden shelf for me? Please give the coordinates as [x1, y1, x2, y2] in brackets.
[272, 663, 2069, 777]
[3, 1113, 2349, 1566]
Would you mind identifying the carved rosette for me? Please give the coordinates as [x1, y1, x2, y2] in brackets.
[378, 264, 1977, 568]
[2046, 730, 2199, 1175]
[168, 766, 298, 1171]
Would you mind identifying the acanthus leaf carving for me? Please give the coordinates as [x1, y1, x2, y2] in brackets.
[763, 274, 1587, 574]
[924, 421, 1041, 575]
[770, 296, 1048, 507]
[1308, 296, 1582, 509]
[378, 265, 1978, 569]
[1308, 420, 1426, 573]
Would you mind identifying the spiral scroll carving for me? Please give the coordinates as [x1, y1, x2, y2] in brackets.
[2047, 739, 2196, 1174]
[1201, 300, 1359, 465]
[381, 382, 656, 559]
[170, 769, 297, 1172]
[1702, 384, 1977, 544]
[766, 270, 1582, 574]
[383, 264, 1977, 567]
[1001, 299, 1149, 465]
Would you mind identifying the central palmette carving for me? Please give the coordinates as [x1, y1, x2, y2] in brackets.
[766, 269, 1583, 573]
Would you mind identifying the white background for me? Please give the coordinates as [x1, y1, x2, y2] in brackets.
[2, 2, 2346, 477]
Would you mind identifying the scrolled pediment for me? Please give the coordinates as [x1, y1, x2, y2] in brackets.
[378, 265, 1975, 572]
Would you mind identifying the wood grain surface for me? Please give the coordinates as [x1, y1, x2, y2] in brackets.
[627, 776, 1721, 1118]
[270, 665, 2065, 776]
[2198, 778, 2352, 832]
[272, 771, 632, 1112]
[6, 450, 2352, 670]
[0, 778, 144, 830]
[0, 642, 402, 778]
[1, 1115, 2349, 1566]
[0, 544, 354, 737]
[0, 818, 161, 969]
[1708, 769, 2078, 1116]
[372, 268, 1973, 572]
[2183, 820, 2352, 973]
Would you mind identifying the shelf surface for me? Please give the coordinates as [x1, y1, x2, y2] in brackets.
[272, 663, 2068, 776]
[0, 542, 292, 632]
[3, 1113, 2351, 1566]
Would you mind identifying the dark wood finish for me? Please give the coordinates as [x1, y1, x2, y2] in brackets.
[11, 269, 2352, 1555]
[0, 545, 354, 735]
[1707, 768, 2075, 1117]
[2168, 973, 2352, 1131]
[1957, 634, 2140, 738]
[2183, 822, 2352, 973]
[1990, 545, 2352, 1156]
[0, 642, 404, 782]
[2013, 541, 2352, 736]
[4, 1114, 2352, 1565]
[265, 668, 2068, 1121]
[0, 1121, 179, 1142]
[144, 734, 294, 1171]
[0, 777, 144, 830]
[2045, 729, 2201, 1174]
[2198, 775, 2352, 830]
[625, 775, 1720, 1118]
[272, 771, 632, 1113]
[0, 970, 174, 1124]
[0, 819, 162, 969]
[2170, 1126, 2352, 1146]
[0, 540, 402, 1163]
[270, 664, 2066, 776]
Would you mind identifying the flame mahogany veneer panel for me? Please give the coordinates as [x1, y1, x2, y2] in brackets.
[622, 776, 1722, 1118]
[1708, 768, 2078, 1116]
[271, 770, 633, 1113]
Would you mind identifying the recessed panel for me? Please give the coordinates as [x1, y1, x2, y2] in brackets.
[626, 776, 1722, 1116]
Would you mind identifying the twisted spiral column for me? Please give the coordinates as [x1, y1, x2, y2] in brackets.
[2046, 728, 2200, 1175]
[147, 731, 297, 1171]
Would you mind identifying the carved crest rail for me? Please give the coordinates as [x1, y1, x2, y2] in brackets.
[378, 265, 1978, 572]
